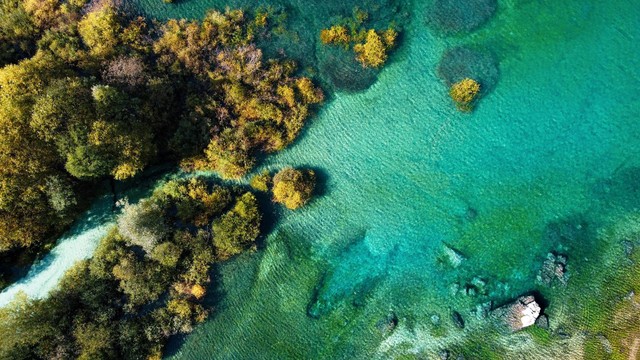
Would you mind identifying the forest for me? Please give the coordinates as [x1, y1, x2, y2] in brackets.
[0, 0, 399, 357]
[0, 0, 324, 286]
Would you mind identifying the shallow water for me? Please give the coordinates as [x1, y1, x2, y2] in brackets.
[155, 0, 640, 358]
[2, 0, 639, 357]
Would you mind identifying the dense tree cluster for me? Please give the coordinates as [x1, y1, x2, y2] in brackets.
[151, 10, 323, 178]
[320, 8, 398, 68]
[272, 167, 316, 210]
[0, 0, 322, 281]
[0, 177, 262, 359]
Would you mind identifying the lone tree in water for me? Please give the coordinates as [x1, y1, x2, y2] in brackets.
[272, 168, 316, 210]
[449, 78, 481, 112]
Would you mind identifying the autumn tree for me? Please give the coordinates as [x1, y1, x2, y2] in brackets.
[272, 167, 316, 209]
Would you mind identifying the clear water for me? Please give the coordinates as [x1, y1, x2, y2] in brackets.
[159, 0, 640, 358]
[2, 0, 639, 357]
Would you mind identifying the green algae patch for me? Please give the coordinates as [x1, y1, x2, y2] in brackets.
[456, 205, 545, 279]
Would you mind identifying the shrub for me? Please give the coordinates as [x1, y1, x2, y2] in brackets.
[449, 78, 480, 112]
[249, 170, 271, 192]
[272, 167, 315, 209]
[320, 25, 350, 46]
[354, 29, 389, 68]
[150, 242, 182, 268]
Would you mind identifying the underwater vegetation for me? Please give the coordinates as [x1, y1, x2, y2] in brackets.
[425, 0, 498, 36]
[425, 0, 500, 112]
[320, 8, 398, 69]
[437, 46, 500, 96]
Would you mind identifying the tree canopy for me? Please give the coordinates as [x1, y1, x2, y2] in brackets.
[272, 167, 316, 210]
[0, 2, 322, 278]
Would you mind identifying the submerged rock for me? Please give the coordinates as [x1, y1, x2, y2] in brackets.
[473, 301, 492, 320]
[451, 310, 465, 329]
[439, 349, 450, 360]
[449, 282, 460, 296]
[376, 312, 399, 334]
[622, 240, 634, 258]
[442, 243, 466, 268]
[491, 295, 541, 332]
[425, 0, 497, 35]
[537, 252, 568, 286]
[318, 46, 378, 92]
[596, 334, 613, 354]
[431, 313, 441, 325]
[306, 233, 394, 319]
[535, 314, 549, 329]
[470, 277, 486, 291]
[464, 286, 476, 297]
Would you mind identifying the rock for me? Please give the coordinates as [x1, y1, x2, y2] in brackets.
[596, 334, 613, 354]
[451, 311, 465, 329]
[535, 314, 549, 329]
[442, 243, 466, 268]
[491, 295, 541, 332]
[376, 312, 399, 334]
[426, 0, 498, 35]
[439, 349, 450, 360]
[474, 301, 492, 320]
[449, 282, 460, 296]
[464, 286, 477, 297]
[537, 252, 568, 286]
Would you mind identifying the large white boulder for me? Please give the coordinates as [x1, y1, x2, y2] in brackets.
[492, 295, 541, 332]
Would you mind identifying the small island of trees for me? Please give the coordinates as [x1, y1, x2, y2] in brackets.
[449, 78, 481, 112]
[272, 167, 316, 210]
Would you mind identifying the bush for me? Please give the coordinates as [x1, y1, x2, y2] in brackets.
[150, 242, 182, 268]
[449, 78, 480, 112]
[353, 29, 396, 68]
[320, 25, 350, 46]
[272, 167, 315, 209]
[250, 170, 271, 192]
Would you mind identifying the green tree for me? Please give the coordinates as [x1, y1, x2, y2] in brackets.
[0, 0, 37, 66]
[449, 78, 481, 112]
[77, 6, 122, 58]
[212, 192, 261, 259]
[250, 170, 271, 192]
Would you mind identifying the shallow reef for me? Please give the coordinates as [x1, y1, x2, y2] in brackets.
[425, 0, 497, 35]
[317, 46, 380, 92]
[437, 46, 500, 95]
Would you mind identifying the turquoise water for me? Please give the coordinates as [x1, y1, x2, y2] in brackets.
[158, 0, 640, 358]
[2, 0, 639, 357]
